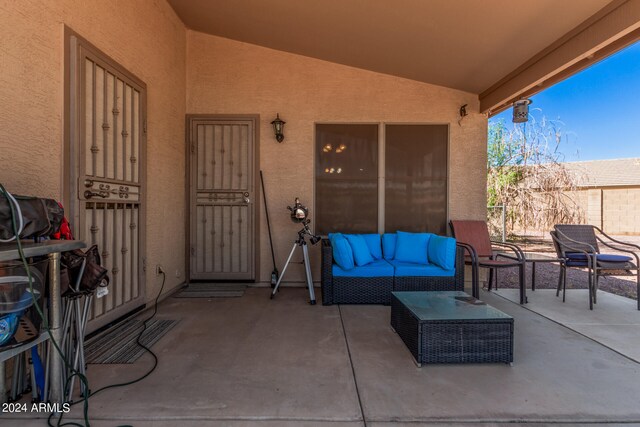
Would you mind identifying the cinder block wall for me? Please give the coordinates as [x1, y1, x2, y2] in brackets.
[533, 187, 640, 235]
[597, 187, 640, 234]
[186, 31, 489, 284]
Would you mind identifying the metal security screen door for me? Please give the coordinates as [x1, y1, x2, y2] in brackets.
[66, 33, 146, 332]
[188, 117, 257, 281]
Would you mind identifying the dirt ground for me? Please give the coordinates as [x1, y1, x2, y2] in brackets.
[493, 233, 640, 300]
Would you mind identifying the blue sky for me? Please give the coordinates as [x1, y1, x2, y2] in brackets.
[490, 41, 640, 162]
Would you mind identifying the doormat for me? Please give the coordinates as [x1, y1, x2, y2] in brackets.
[174, 283, 246, 298]
[85, 318, 178, 364]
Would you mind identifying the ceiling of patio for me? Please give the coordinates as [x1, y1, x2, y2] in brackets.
[168, 0, 611, 97]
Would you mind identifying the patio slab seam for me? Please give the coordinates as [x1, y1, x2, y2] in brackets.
[339, 304, 368, 426]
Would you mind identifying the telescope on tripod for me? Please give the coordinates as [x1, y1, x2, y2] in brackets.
[270, 198, 321, 304]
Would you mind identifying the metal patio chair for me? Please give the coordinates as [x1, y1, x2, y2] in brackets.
[450, 220, 526, 304]
[551, 224, 640, 310]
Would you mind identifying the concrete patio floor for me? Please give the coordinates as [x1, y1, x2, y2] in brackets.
[8, 287, 640, 426]
[494, 288, 640, 363]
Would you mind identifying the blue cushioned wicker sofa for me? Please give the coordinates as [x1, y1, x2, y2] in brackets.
[321, 231, 464, 305]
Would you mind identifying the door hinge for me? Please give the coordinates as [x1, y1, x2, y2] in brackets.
[190, 141, 195, 153]
[143, 119, 147, 134]
[190, 246, 195, 256]
[142, 257, 147, 273]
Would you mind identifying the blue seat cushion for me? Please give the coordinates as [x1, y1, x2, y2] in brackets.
[566, 252, 632, 267]
[344, 234, 374, 266]
[428, 235, 457, 270]
[382, 233, 397, 260]
[394, 231, 431, 265]
[332, 259, 395, 277]
[388, 260, 455, 277]
[565, 259, 588, 267]
[330, 233, 355, 270]
[361, 234, 382, 260]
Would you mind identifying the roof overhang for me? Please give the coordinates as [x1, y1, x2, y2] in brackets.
[168, 0, 640, 115]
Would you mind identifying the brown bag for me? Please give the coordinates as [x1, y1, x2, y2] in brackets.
[62, 245, 109, 294]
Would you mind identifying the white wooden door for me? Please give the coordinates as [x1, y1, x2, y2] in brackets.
[188, 118, 257, 281]
[67, 34, 146, 332]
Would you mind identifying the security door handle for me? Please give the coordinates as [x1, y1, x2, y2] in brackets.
[84, 190, 109, 199]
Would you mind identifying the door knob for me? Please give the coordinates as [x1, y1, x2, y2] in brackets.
[243, 192, 250, 204]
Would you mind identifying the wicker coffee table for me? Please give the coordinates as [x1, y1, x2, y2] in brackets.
[390, 291, 513, 365]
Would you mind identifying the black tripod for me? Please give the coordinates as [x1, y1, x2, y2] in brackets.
[270, 220, 318, 304]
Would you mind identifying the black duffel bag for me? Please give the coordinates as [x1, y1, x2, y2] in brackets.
[0, 194, 64, 241]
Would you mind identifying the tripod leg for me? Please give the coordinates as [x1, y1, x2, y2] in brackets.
[271, 243, 299, 299]
[302, 244, 316, 305]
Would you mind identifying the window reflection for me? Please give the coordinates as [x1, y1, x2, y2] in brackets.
[315, 124, 378, 234]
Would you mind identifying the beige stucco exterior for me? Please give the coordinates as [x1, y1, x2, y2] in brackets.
[186, 31, 488, 283]
[0, 0, 488, 300]
[0, 0, 187, 299]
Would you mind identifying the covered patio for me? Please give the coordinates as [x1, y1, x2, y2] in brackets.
[8, 286, 640, 426]
[2, 0, 640, 425]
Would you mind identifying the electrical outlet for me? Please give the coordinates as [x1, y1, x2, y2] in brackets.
[155, 264, 164, 276]
[175, 269, 182, 278]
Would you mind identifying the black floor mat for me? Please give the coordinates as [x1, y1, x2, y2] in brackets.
[85, 318, 178, 364]
[174, 283, 247, 298]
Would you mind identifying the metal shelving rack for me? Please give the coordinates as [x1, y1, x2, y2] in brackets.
[0, 240, 85, 404]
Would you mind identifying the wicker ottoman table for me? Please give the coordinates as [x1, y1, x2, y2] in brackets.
[390, 291, 513, 365]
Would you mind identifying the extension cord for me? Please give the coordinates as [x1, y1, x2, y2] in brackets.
[1, 184, 165, 427]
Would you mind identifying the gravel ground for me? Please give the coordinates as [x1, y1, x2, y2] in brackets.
[492, 234, 640, 301]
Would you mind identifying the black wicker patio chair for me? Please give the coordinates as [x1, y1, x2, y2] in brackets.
[450, 220, 526, 304]
[551, 224, 640, 310]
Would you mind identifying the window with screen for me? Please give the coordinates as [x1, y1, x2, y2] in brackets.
[315, 124, 378, 235]
[385, 124, 448, 234]
[314, 123, 448, 235]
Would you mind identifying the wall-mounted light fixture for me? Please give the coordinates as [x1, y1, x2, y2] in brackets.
[271, 113, 286, 142]
[512, 99, 532, 123]
[458, 104, 468, 127]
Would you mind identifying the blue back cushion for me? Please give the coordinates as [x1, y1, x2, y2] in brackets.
[382, 233, 397, 260]
[428, 235, 457, 270]
[330, 233, 355, 270]
[361, 234, 382, 260]
[344, 234, 374, 266]
[394, 231, 431, 265]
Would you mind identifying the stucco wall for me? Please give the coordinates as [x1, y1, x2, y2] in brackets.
[186, 31, 488, 284]
[0, 1, 187, 298]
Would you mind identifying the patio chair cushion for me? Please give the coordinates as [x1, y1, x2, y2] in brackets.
[382, 233, 397, 260]
[332, 259, 394, 277]
[344, 234, 375, 266]
[565, 252, 632, 267]
[394, 231, 431, 264]
[388, 260, 455, 277]
[329, 233, 355, 270]
[361, 234, 383, 260]
[427, 235, 457, 270]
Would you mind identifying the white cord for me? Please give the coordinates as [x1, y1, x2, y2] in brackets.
[0, 188, 24, 242]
